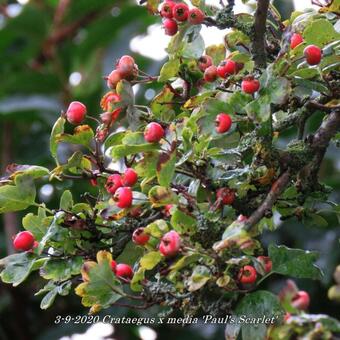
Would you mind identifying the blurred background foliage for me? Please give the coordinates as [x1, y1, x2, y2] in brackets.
[0, 0, 339, 339]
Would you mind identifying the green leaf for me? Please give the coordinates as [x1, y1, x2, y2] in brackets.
[236, 291, 284, 340]
[140, 251, 163, 270]
[158, 59, 180, 82]
[170, 208, 197, 234]
[37, 281, 72, 310]
[245, 95, 271, 123]
[130, 267, 145, 292]
[110, 132, 160, 159]
[187, 265, 211, 292]
[110, 144, 159, 159]
[148, 186, 179, 207]
[304, 18, 340, 47]
[40, 257, 83, 281]
[6, 164, 49, 180]
[22, 207, 53, 240]
[0, 174, 36, 213]
[268, 244, 323, 279]
[104, 131, 126, 149]
[50, 117, 65, 164]
[205, 44, 226, 65]
[182, 33, 205, 59]
[75, 258, 124, 308]
[150, 87, 176, 121]
[0, 252, 38, 286]
[157, 149, 176, 187]
[60, 190, 74, 211]
[56, 125, 94, 149]
[144, 219, 169, 238]
[116, 79, 134, 106]
[169, 253, 201, 272]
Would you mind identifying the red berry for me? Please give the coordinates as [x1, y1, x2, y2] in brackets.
[111, 260, 117, 273]
[65, 101, 87, 125]
[257, 256, 272, 273]
[90, 178, 97, 187]
[217, 60, 237, 78]
[241, 77, 260, 94]
[198, 55, 213, 72]
[188, 8, 205, 25]
[172, 3, 189, 22]
[114, 187, 133, 209]
[132, 227, 150, 246]
[163, 204, 173, 217]
[215, 113, 232, 134]
[160, 1, 175, 18]
[216, 187, 235, 205]
[13, 231, 35, 251]
[105, 174, 123, 195]
[106, 69, 122, 89]
[159, 230, 181, 257]
[117, 55, 137, 79]
[238, 265, 257, 284]
[204, 65, 218, 82]
[115, 263, 133, 280]
[292, 291, 310, 310]
[304, 45, 322, 65]
[237, 214, 248, 222]
[163, 18, 178, 36]
[122, 168, 138, 187]
[290, 33, 303, 49]
[144, 122, 165, 143]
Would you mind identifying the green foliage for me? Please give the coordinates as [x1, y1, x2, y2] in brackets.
[0, 2, 339, 339]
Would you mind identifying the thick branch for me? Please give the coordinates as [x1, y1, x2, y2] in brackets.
[245, 171, 290, 230]
[308, 110, 340, 182]
[252, 0, 270, 68]
[246, 110, 340, 229]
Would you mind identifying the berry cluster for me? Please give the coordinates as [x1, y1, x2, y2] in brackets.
[105, 168, 138, 209]
[160, 1, 205, 36]
[290, 33, 322, 66]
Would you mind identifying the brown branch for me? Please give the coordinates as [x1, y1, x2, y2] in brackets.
[245, 171, 290, 230]
[308, 110, 340, 183]
[252, 0, 270, 68]
[246, 110, 340, 229]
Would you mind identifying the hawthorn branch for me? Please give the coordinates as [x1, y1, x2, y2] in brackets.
[308, 110, 340, 183]
[245, 171, 290, 230]
[245, 110, 340, 229]
[252, 0, 270, 68]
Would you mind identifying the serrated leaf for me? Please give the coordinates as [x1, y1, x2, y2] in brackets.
[22, 208, 52, 240]
[187, 265, 211, 292]
[56, 125, 94, 149]
[40, 257, 83, 281]
[130, 267, 145, 292]
[170, 208, 197, 234]
[6, 164, 49, 180]
[158, 59, 180, 82]
[75, 257, 125, 308]
[236, 291, 284, 340]
[144, 219, 169, 238]
[0, 252, 38, 286]
[269, 244, 323, 279]
[0, 174, 36, 213]
[148, 186, 179, 207]
[157, 149, 176, 187]
[60, 190, 73, 211]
